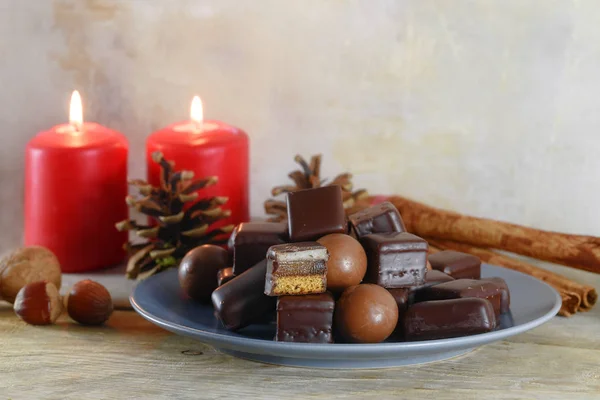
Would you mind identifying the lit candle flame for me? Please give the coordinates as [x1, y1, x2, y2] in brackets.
[69, 90, 83, 130]
[190, 95, 203, 124]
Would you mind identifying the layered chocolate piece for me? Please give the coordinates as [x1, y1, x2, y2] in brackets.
[361, 232, 428, 288]
[276, 292, 335, 343]
[286, 186, 346, 242]
[230, 222, 288, 275]
[349, 201, 406, 238]
[482, 277, 511, 314]
[212, 260, 276, 330]
[417, 279, 505, 317]
[404, 298, 496, 341]
[265, 242, 329, 296]
[217, 267, 235, 287]
[428, 250, 481, 279]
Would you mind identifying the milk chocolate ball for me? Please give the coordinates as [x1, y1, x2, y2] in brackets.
[179, 245, 228, 302]
[317, 233, 367, 293]
[335, 284, 398, 343]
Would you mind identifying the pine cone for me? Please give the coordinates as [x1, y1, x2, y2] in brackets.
[116, 152, 233, 280]
[264, 154, 369, 222]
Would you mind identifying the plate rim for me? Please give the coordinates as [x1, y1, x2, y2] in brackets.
[130, 264, 562, 357]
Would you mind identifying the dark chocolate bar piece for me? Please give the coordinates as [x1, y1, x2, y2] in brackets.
[417, 279, 505, 317]
[287, 186, 346, 242]
[211, 260, 276, 330]
[404, 298, 496, 341]
[217, 267, 235, 287]
[229, 222, 288, 275]
[265, 242, 329, 296]
[428, 250, 481, 279]
[410, 269, 455, 303]
[348, 201, 406, 238]
[482, 277, 511, 314]
[276, 292, 335, 343]
[361, 232, 428, 288]
[387, 288, 410, 325]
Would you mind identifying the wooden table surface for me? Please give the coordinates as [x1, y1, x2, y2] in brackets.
[1, 264, 599, 400]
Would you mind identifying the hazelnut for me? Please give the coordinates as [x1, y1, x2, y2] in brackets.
[0, 246, 62, 304]
[64, 280, 113, 325]
[13, 281, 63, 325]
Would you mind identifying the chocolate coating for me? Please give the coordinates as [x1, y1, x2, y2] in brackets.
[482, 277, 511, 314]
[417, 279, 505, 317]
[404, 298, 496, 341]
[411, 269, 455, 303]
[217, 267, 235, 287]
[229, 222, 288, 275]
[348, 201, 406, 238]
[429, 250, 481, 280]
[276, 292, 335, 343]
[211, 259, 276, 330]
[335, 284, 398, 343]
[179, 245, 228, 302]
[317, 233, 367, 293]
[361, 232, 429, 288]
[287, 186, 347, 242]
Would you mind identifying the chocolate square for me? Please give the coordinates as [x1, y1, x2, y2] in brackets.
[349, 201, 406, 238]
[482, 277, 511, 314]
[361, 232, 428, 288]
[428, 250, 481, 280]
[276, 292, 334, 343]
[264, 242, 329, 296]
[387, 288, 411, 325]
[286, 186, 346, 242]
[410, 269, 455, 303]
[416, 278, 505, 317]
[404, 298, 496, 341]
[230, 222, 288, 275]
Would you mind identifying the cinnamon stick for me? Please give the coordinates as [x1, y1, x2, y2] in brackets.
[427, 238, 597, 316]
[387, 195, 600, 275]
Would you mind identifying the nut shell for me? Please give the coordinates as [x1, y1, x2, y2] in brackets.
[179, 245, 229, 302]
[65, 280, 113, 325]
[0, 246, 62, 304]
[14, 281, 62, 325]
[334, 284, 398, 343]
[317, 233, 367, 292]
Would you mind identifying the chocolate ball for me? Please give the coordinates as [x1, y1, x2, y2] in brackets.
[335, 284, 398, 343]
[178, 245, 228, 302]
[317, 233, 367, 293]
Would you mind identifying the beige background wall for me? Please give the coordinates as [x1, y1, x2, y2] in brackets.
[1, 0, 600, 253]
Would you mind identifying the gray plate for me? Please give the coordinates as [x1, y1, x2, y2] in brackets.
[130, 263, 561, 369]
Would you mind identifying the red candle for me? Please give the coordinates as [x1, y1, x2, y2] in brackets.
[146, 96, 249, 228]
[25, 91, 128, 273]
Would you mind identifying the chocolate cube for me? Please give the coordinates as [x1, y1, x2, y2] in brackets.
[410, 269, 455, 303]
[361, 232, 428, 288]
[387, 288, 411, 325]
[349, 201, 406, 238]
[428, 250, 481, 280]
[217, 267, 235, 287]
[286, 186, 346, 242]
[417, 279, 505, 317]
[265, 242, 329, 296]
[230, 222, 288, 275]
[404, 298, 496, 341]
[276, 293, 335, 343]
[482, 277, 511, 314]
